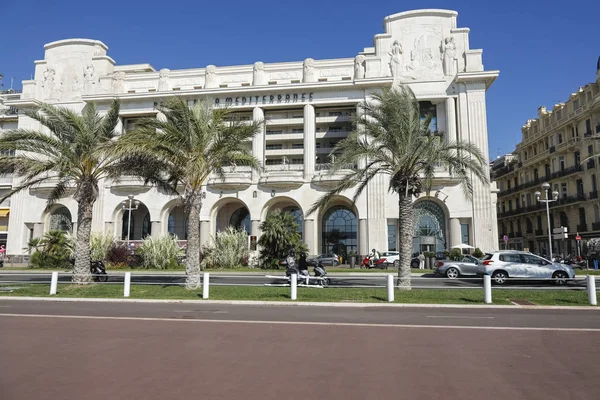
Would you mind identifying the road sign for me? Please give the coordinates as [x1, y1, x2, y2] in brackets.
[553, 227, 568, 234]
[503, 235, 508, 242]
[553, 233, 568, 240]
[576, 235, 581, 241]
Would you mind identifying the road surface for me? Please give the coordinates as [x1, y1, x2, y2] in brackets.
[1, 300, 599, 400]
[0, 271, 595, 289]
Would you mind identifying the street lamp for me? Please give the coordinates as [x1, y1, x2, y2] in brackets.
[535, 182, 559, 261]
[121, 195, 140, 250]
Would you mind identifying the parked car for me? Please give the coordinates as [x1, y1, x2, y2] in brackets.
[380, 251, 400, 269]
[434, 255, 480, 278]
[477, 250, 575, 285]
[307, 253, 340, 267]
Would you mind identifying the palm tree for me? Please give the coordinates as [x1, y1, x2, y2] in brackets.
[0, 101, 125, 283]
[258, 210, 304, 267]
[114, 98, 261, 289]
[307, 86, 488, 288]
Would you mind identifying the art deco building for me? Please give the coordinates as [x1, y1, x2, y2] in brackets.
[0, 9, 499, 261]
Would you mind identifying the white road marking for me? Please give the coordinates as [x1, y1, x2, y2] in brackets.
[0, 313, 598, 332]
[427, 315, 495, 319]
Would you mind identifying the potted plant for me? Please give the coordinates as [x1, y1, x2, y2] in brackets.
[349, 250, 357, 269]
[424, 251, 436, 269]
[473, 247, 484, 259]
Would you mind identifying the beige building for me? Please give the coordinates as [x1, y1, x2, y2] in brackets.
[492, 59, 600, 256]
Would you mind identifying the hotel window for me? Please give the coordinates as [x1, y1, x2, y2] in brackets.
[291, 128, 304, 133]
[461, 224, 469, 244]
[266, 130, 283, 135]
[387, 224, 397, 251]
[573, 99, 580, 110]
[291, 158, 303, 164]
[559, 156, 565, 171]
[561, 183, 568, 199]
[291, 143, 304, 149]
[419, 101, 437, 131]
[329, 127, 343, 132]
[586, 119, 592, 135]
[266, 144, 282, 150]
[328, 111, 342, 116]
[537, 215, 542, 230]
[558, 133, 563, 144]
[265, 159, 280, 165]
[574, 151, 580, 166]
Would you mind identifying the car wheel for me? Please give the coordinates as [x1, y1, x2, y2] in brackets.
[445, 267, 459, 279]
[491, 270, 508, 285]
[393, 260, 400, 268]
[552, 271, 569, 286]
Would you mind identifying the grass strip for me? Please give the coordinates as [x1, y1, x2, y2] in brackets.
[0, 284, 593, 306]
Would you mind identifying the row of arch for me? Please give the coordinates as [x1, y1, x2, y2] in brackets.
[46, 198, 450, 256]
[502, 205, 600, 235]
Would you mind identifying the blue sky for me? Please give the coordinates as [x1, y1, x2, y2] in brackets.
[1, 0, 599, 159]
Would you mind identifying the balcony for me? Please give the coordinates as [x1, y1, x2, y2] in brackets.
[535, 229, 544, 236]
[312, 163, 357, 188]
[548, 164, 583, 180]
[0, 106, 18, 116]
[577, 223, 588, 232]
[265, 116, 304, 126]
[259, 164, 304, 189]
[207, 166, 252, 190]
[593, 222, 600, 231]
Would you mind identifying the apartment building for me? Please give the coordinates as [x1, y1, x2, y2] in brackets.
[0, 90, 19, 249]
[1, 9, 500, 261]
[492, 60, 600, 255]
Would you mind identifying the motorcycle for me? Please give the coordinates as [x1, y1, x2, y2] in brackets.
[362, 256, 387, 269]
[69, 258, 108, 282]
[275, 256, 330, 287]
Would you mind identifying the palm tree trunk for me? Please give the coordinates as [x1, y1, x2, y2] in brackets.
[397, 194, 413, 289]
[184, 191, 202, 289]
[72, 196, 94, 284]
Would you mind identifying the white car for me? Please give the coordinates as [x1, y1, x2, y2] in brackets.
[380, 251, 400, 269]
[477, 250, 575, 285]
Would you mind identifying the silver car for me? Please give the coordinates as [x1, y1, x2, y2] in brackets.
[435, 255, 480, 278]
[477, 250, 575, 285]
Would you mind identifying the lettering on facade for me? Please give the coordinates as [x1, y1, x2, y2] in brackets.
[214, 92, 314, 105]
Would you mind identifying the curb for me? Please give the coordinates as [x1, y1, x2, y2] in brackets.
[0, 270, 428, 277]
[0, 296, 597, 310]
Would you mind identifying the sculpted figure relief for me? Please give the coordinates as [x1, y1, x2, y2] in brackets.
[205, 65, 218, 88]
[42, 68, 56, 99]
[112, 71, 126, 93]
[354, 55, 366, 80]
[252, 61, 266, 86]
[442, 37, 457, 76]
[158, 68, 170, 91]
[302, 58, 317, 83]
[388, 41, 403, 79]
[84, 65, 96, 94]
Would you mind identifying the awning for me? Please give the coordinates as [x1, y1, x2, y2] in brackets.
[0, 209, 10, 217]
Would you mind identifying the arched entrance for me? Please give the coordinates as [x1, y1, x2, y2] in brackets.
[283, 206, 303, 238]
[412, 200, 446, 256]
[321, 206, 357, 258]
[121, 202, 151, 240]
[261, 197, 304, 239]
[168, 206, 188, 240]
[214, 200, 252, 234]
[49, 206, 72, 233]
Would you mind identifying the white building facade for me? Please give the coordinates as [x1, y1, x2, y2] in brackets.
[2, 9, 499, 260]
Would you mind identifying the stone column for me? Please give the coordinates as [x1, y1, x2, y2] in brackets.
[251, 220, 261, 238]
[304, 219, 315, 255]
[252, 107, 265, 182]
[464, 82, 496, 252]
[151, 221, 161, 238]
[200, 220, 210, 248]
[116, 117, 124, 135]
[445, 97, 457, 144]
[367, 174, 387, 251]
[71, 222, 77, 238]
[32, 223, 44, 239]
[449, 218, 462, 248]
[303, 104, 316, 180]
[359, 219, 368, 257]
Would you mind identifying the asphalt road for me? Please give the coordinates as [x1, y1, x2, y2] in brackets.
[1, 300, 599, 400]
[0, 271, 596, 289]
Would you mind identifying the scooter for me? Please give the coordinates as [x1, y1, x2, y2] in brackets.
[91, 260, 108, 282]
[362, 256, 387, 269]
[269, 256, 330, 287]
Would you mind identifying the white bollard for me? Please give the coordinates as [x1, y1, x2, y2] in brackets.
[49, 271, 58, 295]
[291, 274, 297, 300]
[483, 275, 492, 304]
[587, 275, 597, 306]
[387, 274, 394, 302]
[202, 272, 210, 299]
[124, 272, 131, 298]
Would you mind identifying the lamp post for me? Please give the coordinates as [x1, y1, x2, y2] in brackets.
[535, 182, 559, 261]
[121, 195, 140, 250]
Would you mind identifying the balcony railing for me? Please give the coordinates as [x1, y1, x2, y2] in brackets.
[577, 223, 588, 232]
[0, 106, 18, 116]
[593, 222, 600, 231]
[535, 229, 544, 236]
[315, 163, 357, 171]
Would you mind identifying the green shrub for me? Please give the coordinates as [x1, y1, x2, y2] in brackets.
[136, 235, 184, 270]
[473, 247, 484, 258]
[28, 231, 74, 268]
[29, 250, 71, 269]
[90, 232, 115, 261]
[201, 227, 248, 269]
[424, 251, 436, 259]
[448, 248, 463, 261]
